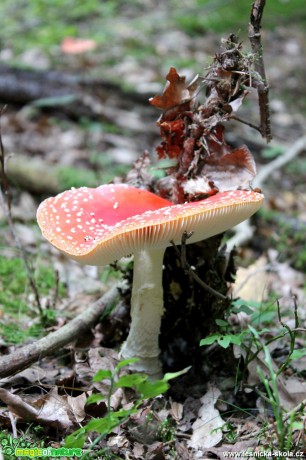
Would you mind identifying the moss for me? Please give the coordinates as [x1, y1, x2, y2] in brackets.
[57, 166, 98, 190]
[0, 255, 67, 343]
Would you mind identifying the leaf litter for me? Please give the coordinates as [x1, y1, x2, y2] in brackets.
[0, 7, 306, 460]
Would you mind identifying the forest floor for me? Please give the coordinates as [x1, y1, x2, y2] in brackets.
[0, 1, 306, 459]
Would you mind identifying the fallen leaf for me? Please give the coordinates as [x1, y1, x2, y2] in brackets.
[32, 387, 72, 429]
[188, 385, 225, 450]
[206, 439, 258, 459]
[132, 442, 145, 458]
[233, 256, 269, 302]
[169, 400, 184, 421]
[175, 441, 193, 460]
[67, 392, 87, 423]
[0, 387, 78, 430]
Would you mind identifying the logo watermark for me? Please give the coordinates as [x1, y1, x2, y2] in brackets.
[0, 435, 83, 459]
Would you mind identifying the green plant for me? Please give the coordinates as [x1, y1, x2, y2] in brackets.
[200, 297, 305, 451]
[0, 255, 66, 343]
[251, 327, 304, 452]
[65, 359, 189, 456]
[157, 417, 176, 443]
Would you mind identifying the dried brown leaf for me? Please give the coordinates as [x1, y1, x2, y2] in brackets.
[150, 67, 200, 110]
[67, 392, 87, 423]
[202, 144, 257, 192]
[32, 387, 72, 430]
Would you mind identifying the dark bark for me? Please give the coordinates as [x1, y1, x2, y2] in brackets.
[160, 235, 236, 391]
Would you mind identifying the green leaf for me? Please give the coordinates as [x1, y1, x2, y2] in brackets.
[215, 319, 228, 327]
[86, 394, 105, 405]
[290, 349, 306, 360]
[201, 332, 245, 349]
[137, 380, 169, 399]
[116, 374, 147, 388]
[231, 302, 254, 315]
[200, 334, 222, 346]
[251, 310, 276, 325]
[163, 366, 192, 382]
[291, 421, 304, 430]
[227, 333, 245, 345]
[92, 369, 112, 382]
[65, 429, 87, 448]
[217, 335, 232, 348]
[112, 407, 138, 418]
[85, 416, 119, 435]
[115, 358, 139, 371]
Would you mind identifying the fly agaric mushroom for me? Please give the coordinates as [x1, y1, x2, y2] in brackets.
[37, 184, 263, 376]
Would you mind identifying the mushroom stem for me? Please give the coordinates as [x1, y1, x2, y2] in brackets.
[120, 248, 165, 377]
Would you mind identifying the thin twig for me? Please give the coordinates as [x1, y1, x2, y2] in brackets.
[170, 231, 228, 301]
[230, 115, 262, 134]
[248, 0, 272, 142]
[254, 135, 306, 188]
[0, 111, 43, 314]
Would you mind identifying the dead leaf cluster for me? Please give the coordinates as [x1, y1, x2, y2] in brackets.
[149, 36, 262, 203]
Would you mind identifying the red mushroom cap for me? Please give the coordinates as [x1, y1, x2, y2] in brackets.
[37, 184, 264, 265]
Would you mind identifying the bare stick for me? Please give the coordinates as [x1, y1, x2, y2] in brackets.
[248, 0, 272, 142]
[254, 135, 306, 188]
[0, 284, 120, 379]
[170, 232, 228, 301]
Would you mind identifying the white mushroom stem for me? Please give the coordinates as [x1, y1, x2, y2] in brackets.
[120, 248, 165, 377]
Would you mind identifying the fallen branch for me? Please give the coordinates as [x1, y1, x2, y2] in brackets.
[254, 135, 306, 189]
[0, 63, 150, 107]
[6, 153, 97, 195]
[0, 284, 120, 379]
